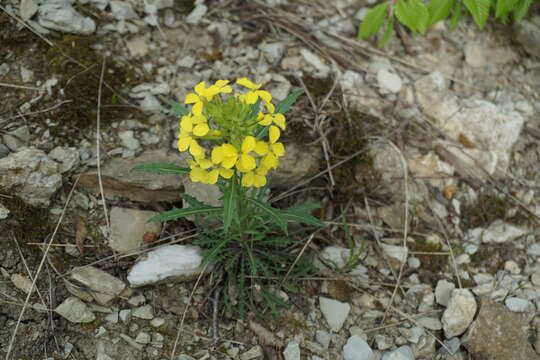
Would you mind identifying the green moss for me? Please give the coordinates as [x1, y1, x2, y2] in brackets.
[408, 237, 448, 274]
[79, 317, 102, 332]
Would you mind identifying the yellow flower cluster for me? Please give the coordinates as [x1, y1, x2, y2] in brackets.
[176, 78, 286, 188]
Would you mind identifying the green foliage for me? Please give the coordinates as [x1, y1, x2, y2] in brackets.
[357, 0, 536, 46]
[131, 162, 190, 175]
[275, 90, 305, 114]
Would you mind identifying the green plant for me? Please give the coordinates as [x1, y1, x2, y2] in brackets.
[358, 0, 535, 47]
[133, 79, 323, 318]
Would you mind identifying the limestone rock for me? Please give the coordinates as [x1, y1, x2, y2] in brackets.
[271, 143, 321, 188]
[319, 296, 350, 332]
[442, 289, 477, 338]
[109, 207, 161, 253]
[70, 266, 126, 306]
[38, 0, 96, 35]
[55, 296, 95, 323]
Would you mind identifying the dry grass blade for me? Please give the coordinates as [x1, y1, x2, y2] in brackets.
[96, 56, 111, 233]
[75, 218, 88, 256]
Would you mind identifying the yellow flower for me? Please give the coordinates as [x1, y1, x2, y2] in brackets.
[241, 166, 268, 188]
[236, 77, 273, 106]
[177, 114, 209, 157]
[185, 80, 232, 116]
[236, 136, 257, 172]
[258, 113, 286, 130]
[211, 144, 238, 169]
[188, 157, 219, 184]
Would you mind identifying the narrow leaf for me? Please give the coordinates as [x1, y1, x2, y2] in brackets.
[168, 100, 189, 116]
[131, 162, 190, 175]
[513, 0, 532, 21]
[449, 2, 462, 30]
[285, 203, 322, 213]
[281, 209, 324, 227]
[201, 237, 230, 265]
[395, 0, 420, 33]
[222, 175, 237, 233]
[275, 89, 304, 114]
[358, 2, 390, 38]
[148, 206, 222, 222]
[428, 0, 455, 25]
[378, 15, 395, 47]
[410, 0, 430, 33]
[463, 0, 491, 29]
[246, 198, 288, 234]
[496, 0, 519, 19]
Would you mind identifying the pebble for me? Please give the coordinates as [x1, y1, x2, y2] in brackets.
[70, 266, 126, 306]
[416, 317, 442, 331]
[110, 207, 161, 253]
[240, 345, 264, 360]
[375, 334, 393, 350]
[185, 4, 207, 25]
[504, 297, 534, 312]
[442, 289, 477, 338]
[20, 0, 38, 20]
[132, 305, 154, 319]
[0, 204, 9, 220]
[119, 334, 143, 351]
[343, 335, 373, 360]
[38, 0, 96, 34]
[105, 311, 119, 324]
[55, 297, 96, 323]
[319, 296, 351, 332]
[527, 243, 540, 256]
[109, 1, 138, 20]
[150, 317, 165, 327]
[377, 69, 403, 93]
[382, 345, 414, 360]
[119, 130, 141, 151]
[11, 274, 33, 294]
[283, 341, 300, 360]
[119, 309, 132, 323]
[316, 330, 331, 349]
[531, 269, 540, 286]
[128, 294, 146, 306]
[48, 146, 80, 173]
[300, 48, 330, 77]
[380, 244, 408, 268]
[135, 331, 151, 344]
[435, 279, 455, 306]
[504, 260, 521, 275]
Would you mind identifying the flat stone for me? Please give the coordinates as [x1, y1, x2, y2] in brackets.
[471, 220, 528, 244]
[343, 335, 373, 360]
[11, 274, 33, 294]
[300, 48, 330, 77]
[127, 245, 207, 287]
[381, 345, 414, 360]
[109, 1, 138, 20]
[49, 146, 80, 173]
[417, 317, 442, 331]
[135, 331, 151, 344]
[20, 0, 39, 20]
[442, 289, 477, 338]
[78, 149, 186, 202]
[270, 143, 322, 188]
[38, 0, 96, 34]
[463, 298, 537, 360]
[185, 4, 207, 25]
[109, 207, 161, 253]
[132, 304, 153, 320]
[513, 16, 540, 58]
[435, 280, 455, 306]
[240, 345, 263, 360]
[0, 203, 9, 219]
[3, 126, 30, 151]
[70, 266, 126, 306]
[377, 69, 403, 93]
[55, 296, 95, 323]
[283, 341, 300, 360]
[126, 36, 149, 57]
[505, 297, 534, 313]
[319, 296, 350, 332]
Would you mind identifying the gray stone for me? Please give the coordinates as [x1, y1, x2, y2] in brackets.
[135, 331, 151, 344]
[463, 298, 537, 360]
[382, 346, 414, 360]
[55, 296, 95, 323]
[3, 126, 30, 151]
[119, 309, 131, 323]
[70, 266, 126, 306]
[109, 1, 138, 20]
[109, 207, 161, 253]
[343, 335, 373, 360]
[283, 341, 300, 360]
[78, 149, 186, 202]
[513, 16, 540, 58]
[38, 0, 96, 34]
[119, 130, 141, 151]
[467, 220, 528, 244]
[505, 297, 534, 313]
[0, 148, 62, 207]
[132, 304, 153, 320]
[128, 294, 146, 306]
[185, 4, 207, 25]
[442, 289, 477, 338]
[435, 280, 455, 306]
[11, 274, 33, 294]
[377, 69, 402, 93]
[240, 346, 263, 360]
[527, 243, 540, 256]
[119, 334, 143, 351]
[259, 42, 285, 64]
[300, 48, 330, 77]
[20, 0, 39, 20]
[271, 143, 322, 188]
[380, 244, 408, 269]
[319, 296, 350, 332]
[417, 317, 442, 331]
[105, 311, 119, 324]
[49, 146, 80, 173]
[127, 245, 207, 287]
[0, 203, 9, 219]
[375, 334, 393, 350]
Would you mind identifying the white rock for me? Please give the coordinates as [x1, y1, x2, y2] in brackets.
[119, 309, 131, 323]
[0, 203, 9, 219]
[240, 346, 264, 360]
[109, 1, 138, 20]
[20, 0, 39, 20]
[150, 317, 165, 327]
[128, 294, 146, 306]
[416, 317, 442, 330]
[531, 269, 540, 286]
[70, 266, 126, 306]
[343, 335, 373, 360]
[442, 289, 477, 338]
[11, 274, 33, 294]
[132, 304, 153, 319]
[126, 36, 149, 57]
[300, 48, 330, 77]
[38, 0, 96, 34]
[527, 243, 540, 256]
[375, 334, 393, 350]
[185, 4, 207, 25]
[109, 207, 161, 253]
[381, 244, 408, 265]
[505, 297, 534, 312]
[140, 93, 162, 112]
[479, 220, 528, 243]
[259, 42, 285, 64]
[135, 331, 151, 344]
[128, 245, 207, 287]
[435, 280, 455, 306]
[119, 334, 143, 351]
[464, 41, 487, 67]
[377, 69, 403, 93]
[119, 130, 141, 151]
[319, 246, 354, 270]
[105, 311, 119, 324]
[382, 345, 414, 360]
[283, 341, 300, 360]
[319, 296, 350, 332]
[316, 330, 331, 349]
[55, 297, 95, 323]
[504, 260, 521, 274]
[49, 146, 80, 173]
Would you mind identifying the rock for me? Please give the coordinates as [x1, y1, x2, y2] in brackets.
[527, 243, 540, 256]
[343, 335, 373, 360]
[377, 69, 402, 93]
[105, 311, 118, 324]
[513, 15, 540, 58]
[11, 274, 33, 294]
[126, 36, 149, 57]
[0, 203, 9, 219]
[259, 42, 285, 64]
[283, 341, 300, 360]
[70, 266, 126, 306]
[270, 143, 321, 188]
[55, 296, 95, 323]
[469, 220, 528, 244]
[464, 41, 487, 67]
[109, 207, 161, 253]
[531, 269, 540, 286]
[20, 0, 39, 20]
[375, 334, 393, 350]
[119, 130, 141, 151]
[182, 179, 221, 208]
[128, 294, 146, 306]
[382, 346, 414, 360]
[127, 245, 207, 287]
[20, 67, 34, 83]
[185, 4, 207, 25]
[463, 298, 537, 360]
[38, 0, 96, 34]
[150, 317, 165, 327]
[119, 309, 131, 323]
[240, 345, 264, 360]
[132, 304, 153, 319]
[319, 296, 350, 332]
[78, 149, 186, 202]
[442, 289, 477, 338]
[109, 1, 138, 20]
[380, 244, 408, 269]
[504, 260, 521, 275]
[417, 317, 442, 331]
[140, 93, 162, 112]
[316, 330, 331, 349]
[0, 148, 62, 207]
[505, 297, 534, 313]
[300, 48, 330, 77]
[119, 334, 143, 351]
[3, 126, 30, 151]
[49, 146, 80, 173]
[135, 331, 151, 344]
[318, 246, 355, 270]
[435, 280, 455, 306]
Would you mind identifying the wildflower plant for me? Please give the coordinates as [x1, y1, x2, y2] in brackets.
[133, 78, 323, 317]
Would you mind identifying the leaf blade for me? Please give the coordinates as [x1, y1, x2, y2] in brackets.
[131, 162, 190, 175]
[428, 0, 455, 25]
[358, 2, 390, 38]
[168, 100, 189, 116]
[275, 89, 304, 114]
[246, 198, 288, 234]
[463, 0, 491, 29]
[148, 206, 223, 222]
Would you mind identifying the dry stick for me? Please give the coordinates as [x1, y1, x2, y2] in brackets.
[96, 56, 110, 232]
[170, 263, 210, 360]
[281, 233, 315, 286]
[0, 83, 45, 91]
[379, 140, 410, 326]
[0, 5, 54, 47]
[3, 100, 73, 122]
[5, 177, 80, 360]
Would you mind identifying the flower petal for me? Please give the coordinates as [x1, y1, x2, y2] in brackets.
[192, 101, 203, 116]
[236, 78, 261, 89]
[241, 172, 254, 187]
[255, 90, 272, 103]
[189, 141, 204, 157]
[185, 93, 199, 104]
[245, 92, 258, 104]
[262, 153, 279, 169]
[180, 116, 193, 132]
[206, 169, 219, 184]
[258, 114, 272, 126]
[241, 136, 256, 153]
[254, 174, 267, 187]
[219, 168, 234, 179]
[239, 154, 256, 172]
[177, 136, 191, 152]
[211, 146, 224, 164]
[271, 142, 285, 157]
[193, 123, 210, 136]
[269, 125, 280, 144]
[254, 141, 269, 155]
[194, 82, 207, 95]
[273, 113, 286, 130]
[198, 158, 213, 169]
[265, 101, 275, 113]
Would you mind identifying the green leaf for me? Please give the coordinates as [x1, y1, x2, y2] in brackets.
[222, 175, 237, 233]
[449, 2, 462, 30]
[131, 163, 190, 175]
[201, 236, 231, 265]
[463, 0, 491, 29]
[358, 2, 390, 38]
[246, 99, 261, 120]
[513, 0, 532, 21]
[168, 100, 189, 116]
[275, 89, 304, 114]
[180, 193, 207, 208]
[281, 209, 324, 227]
[395, 0, 429, 34]
[428, 0, 455, 25]
[148, 206, 222, 222]
[246, 198, 288, 234]
[378, 16, 395, 47]
[286, 203, 321, 213]
[496, 0, 519, 19]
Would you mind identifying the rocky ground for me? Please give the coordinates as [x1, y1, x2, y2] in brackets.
[1, 0, 540, 359]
